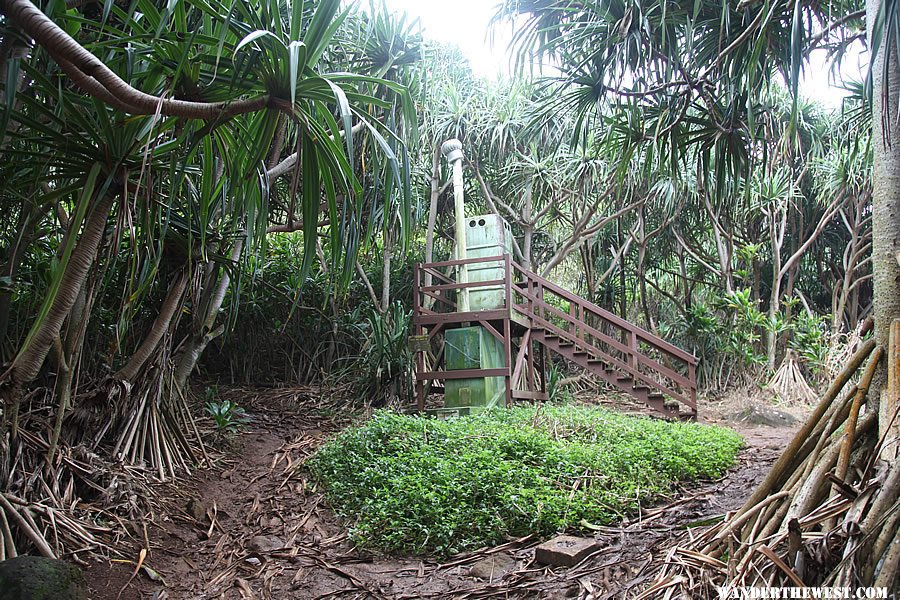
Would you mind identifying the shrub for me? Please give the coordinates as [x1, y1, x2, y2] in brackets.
[309, 405, 743, 556]
[204, 399, 250, 435]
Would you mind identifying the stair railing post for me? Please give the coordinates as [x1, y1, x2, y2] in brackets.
[413, 262, 425, 412]
[577, 304, 584, 344]
[504, 254, 512, 312]
[539, 341, 547, 394]
[688, 362, 697, 411]
[538, 282, 544, 321]
[527, 330, 536, 391]
[569, 301, 577, 339]
[628, 330, 638, 371]
[524, 267, 533, 321]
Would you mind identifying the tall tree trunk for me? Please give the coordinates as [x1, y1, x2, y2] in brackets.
[752, 257, 761, 304]
[0, 191, 114, 435]
[423, 144, 441, 298]
[0, 203, 42, 356]
[580, 245, 595, 300]
[868, 0, 900, 459]
[521, 177, 534, 271]
[115, 269, 188, 383]
[766, 204, 787, 371]
[636, 211, 654, 331]
[47, 271, 97, 461]
[381, 233, 392, 312]
[173, 238, 244, 390]
[678, 248, 692, 309]
[704, 194, 735, 294]
[833, 195, 872, 336]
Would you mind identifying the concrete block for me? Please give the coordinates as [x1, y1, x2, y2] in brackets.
[534, 535, 601, 567]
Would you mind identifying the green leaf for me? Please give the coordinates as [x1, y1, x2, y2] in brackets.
[288, 41, 307, 106]
[234, 29, 278, 56]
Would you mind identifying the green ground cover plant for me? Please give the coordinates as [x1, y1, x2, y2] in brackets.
[309, 405, 743, 556]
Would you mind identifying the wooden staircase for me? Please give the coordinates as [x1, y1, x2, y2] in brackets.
[412, 255, 698, 419]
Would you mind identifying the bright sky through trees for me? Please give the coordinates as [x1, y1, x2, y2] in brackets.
[383, 0, 865, 108]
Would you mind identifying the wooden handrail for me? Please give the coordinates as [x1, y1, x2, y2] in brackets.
[422, 279, 505, 293]
[413, 254, 697, 412]
[423, 255, 510, 269]
[524, 307, 691, 405]
[510, 260, 698, 366]
[512, 290, 694, 391]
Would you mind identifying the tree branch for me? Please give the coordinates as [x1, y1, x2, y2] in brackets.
[672, 228, 722, 276]
[267, 122, 366, 179]
[594, 235, 634, 288]
[778, 194, 847, 280]
[2, 0, 272, 118]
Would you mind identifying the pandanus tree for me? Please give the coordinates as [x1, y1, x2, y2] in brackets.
[0, 0, 415, 473]
[495, 0, 898, 589]
[492, 0, 882, 333]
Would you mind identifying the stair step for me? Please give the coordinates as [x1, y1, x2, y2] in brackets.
[647, 396, 668, 413]
[631, 388, 649, 401]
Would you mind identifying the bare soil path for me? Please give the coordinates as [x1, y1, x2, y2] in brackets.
[91, 389, 798, 600]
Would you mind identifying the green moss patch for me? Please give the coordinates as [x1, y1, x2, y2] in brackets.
[309, 405, 743, 556]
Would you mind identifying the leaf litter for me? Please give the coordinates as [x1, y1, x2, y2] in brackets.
[89, 386, 789, 600]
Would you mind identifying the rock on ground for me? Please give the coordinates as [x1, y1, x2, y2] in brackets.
[468, 554, 517, 581]
[0, 556, 87, 600]
[731, 403, 799, 427]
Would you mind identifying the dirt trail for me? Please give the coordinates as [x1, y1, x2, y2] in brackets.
[94, 390, 796, 600]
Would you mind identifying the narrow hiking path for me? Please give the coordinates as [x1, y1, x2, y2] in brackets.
[89, 388, 799, 600]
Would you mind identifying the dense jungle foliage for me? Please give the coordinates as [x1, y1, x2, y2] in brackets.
[2, 0, 898, 575]
[0, 1, 875, 405]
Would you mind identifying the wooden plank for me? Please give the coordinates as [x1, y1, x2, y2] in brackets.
[415, 309, 508, 325]
[421, 267, 454, 285]
[512, 390, 549, 400]
[417, 368, 509, 380]
[422, 279, 506, 293]
[427, 322, 444, 342]
[539, 342, 546, 393]
[526, 329, 537, 390]
[479, 320, 505, 344]
[504, 315, 512, 407]
[414, 263, 425, 413]
[420, 255, 507, 269]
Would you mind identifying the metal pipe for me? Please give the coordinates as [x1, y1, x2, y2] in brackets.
[441, 138, 469, 312]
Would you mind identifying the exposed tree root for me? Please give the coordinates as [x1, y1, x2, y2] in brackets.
[0, 418, 157, 561]
[765, 350, 818, 405]
[639, 340, 898, 597]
